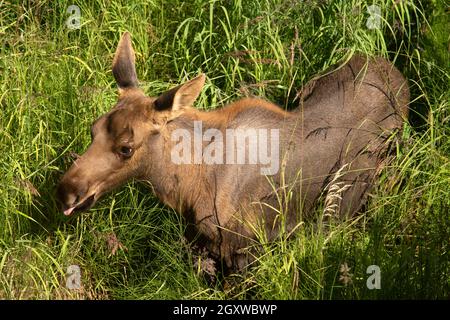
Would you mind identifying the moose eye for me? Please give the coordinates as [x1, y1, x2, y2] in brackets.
[118, 146, 133, 158]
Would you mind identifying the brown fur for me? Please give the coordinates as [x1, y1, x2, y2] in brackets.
[57, 33, 409, 271]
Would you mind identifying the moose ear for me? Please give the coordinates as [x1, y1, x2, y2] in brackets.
[112, 32, 139, 91]
[155, 74, 205, 112]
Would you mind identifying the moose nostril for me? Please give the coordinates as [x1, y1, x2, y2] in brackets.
[75, 187, 88, 203]
[56, 178, 88, 209]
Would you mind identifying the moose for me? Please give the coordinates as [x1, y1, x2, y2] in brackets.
[57, 32, 409, 271]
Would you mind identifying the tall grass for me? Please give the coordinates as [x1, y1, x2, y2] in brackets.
[0, 0, 448, 299]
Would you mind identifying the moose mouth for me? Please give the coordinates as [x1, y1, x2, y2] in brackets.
[63, 194, 96, 216]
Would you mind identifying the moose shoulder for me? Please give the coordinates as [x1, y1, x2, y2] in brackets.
[57, 32, 409, 271]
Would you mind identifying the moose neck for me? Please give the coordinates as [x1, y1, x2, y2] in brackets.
[142, 110, 219, 216]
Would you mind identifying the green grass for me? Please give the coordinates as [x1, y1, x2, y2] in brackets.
[0, 0, 448, 299]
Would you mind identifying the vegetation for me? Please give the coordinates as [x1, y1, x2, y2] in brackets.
[0, 0, 448, 299]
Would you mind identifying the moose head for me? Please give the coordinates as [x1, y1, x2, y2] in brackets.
[57, 32, 205, 216]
